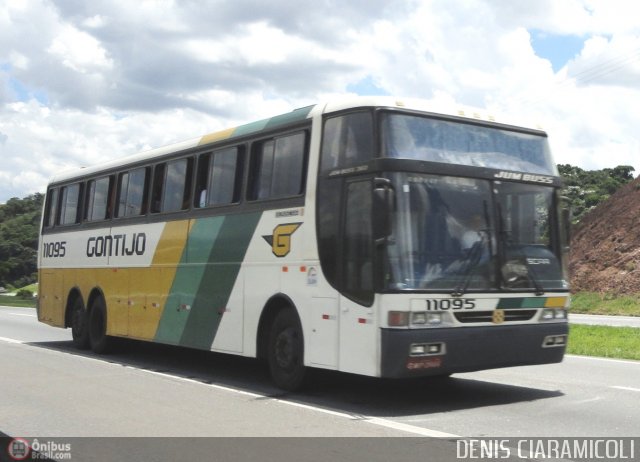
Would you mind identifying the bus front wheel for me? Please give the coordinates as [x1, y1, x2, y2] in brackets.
[89, 297, 112, 354]
[268, 307, 306, 391]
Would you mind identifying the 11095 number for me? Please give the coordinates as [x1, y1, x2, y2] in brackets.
[425, 299, 476, 311]
[42, 241, 67, 258]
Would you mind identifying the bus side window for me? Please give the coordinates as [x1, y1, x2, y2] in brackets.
[209, 146, 242, 206]
[44, 188, 59, 229]
[321, 112, 373, 172]
[155, 157, 193, 213]
[59, 183, 82, 226]
[250, 132, 307, 200]
[85, 176, 112, 222]
[195, 147, 243, 208]
[150, 163, 166, 213]
[194, 152, 211, 208]
[117, 167, 149, 218]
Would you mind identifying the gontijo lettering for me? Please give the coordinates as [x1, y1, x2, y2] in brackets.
[86, 233, 146, 257]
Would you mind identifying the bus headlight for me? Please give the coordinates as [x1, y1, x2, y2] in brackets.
[427, 313, 443, 325]
[554, 309, 567, 320]
[412, 312, 427, 325]
[541, 309, 567, 321]
[411, 312, 442, 325]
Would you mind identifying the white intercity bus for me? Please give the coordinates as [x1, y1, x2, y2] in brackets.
[38, 97, 570, 390]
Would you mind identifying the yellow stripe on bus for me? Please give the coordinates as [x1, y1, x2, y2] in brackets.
[544, 297, 568, 308]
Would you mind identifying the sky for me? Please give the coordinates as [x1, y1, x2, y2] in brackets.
[1, 0, 639, 203]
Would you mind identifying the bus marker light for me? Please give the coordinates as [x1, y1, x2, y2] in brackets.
[427, 313, 443, 325]
[388, 311, 409, 326]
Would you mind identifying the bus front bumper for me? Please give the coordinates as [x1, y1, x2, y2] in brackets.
[380, 323, 568, 378]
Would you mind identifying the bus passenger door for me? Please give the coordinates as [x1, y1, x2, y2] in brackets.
[338, 180, 378, 376]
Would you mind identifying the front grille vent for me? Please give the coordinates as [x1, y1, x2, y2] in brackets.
[454, 309, 537, 323]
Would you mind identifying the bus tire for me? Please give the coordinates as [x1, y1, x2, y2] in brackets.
[268, 307, 306, 391]
[89, 297, 112, 354]
[70, 297, 90, 350]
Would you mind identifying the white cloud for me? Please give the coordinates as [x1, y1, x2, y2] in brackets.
[47, 24, 113, 73]
[1, 0, 639, 202]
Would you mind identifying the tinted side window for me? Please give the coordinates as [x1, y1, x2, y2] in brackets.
[251, 132, 307, 200]
[321, 112, 373, 172]
[209, 147, 242, 205]
[150, 158, 194, 213]
[60, 183, 81, 225]
[254, 140, 275, 200]
[44, 188, 59, 228]
[117, 167, 148, 217]
[86, 176, 112, 222]
[163, 158, 192, 212]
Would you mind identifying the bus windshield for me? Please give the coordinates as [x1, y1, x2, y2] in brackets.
[381, 113, 556, 175]
[384, 173, 567, 292]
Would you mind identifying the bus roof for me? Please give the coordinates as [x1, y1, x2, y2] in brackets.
[47, 96, 545, 186]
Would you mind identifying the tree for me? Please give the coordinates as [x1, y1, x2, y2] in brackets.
[0, 193, 43, 288]
[558, 164, 636, 223]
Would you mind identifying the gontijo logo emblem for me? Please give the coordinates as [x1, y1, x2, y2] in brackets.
[263, 223, 302, 257]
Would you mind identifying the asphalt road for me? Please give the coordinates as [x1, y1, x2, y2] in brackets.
[570, 313, 640, 327]
[1, 306, 639, 460]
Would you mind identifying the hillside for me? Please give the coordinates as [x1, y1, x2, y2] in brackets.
[570, 176, 640, 294]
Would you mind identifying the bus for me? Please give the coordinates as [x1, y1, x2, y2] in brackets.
[38, 97, 570, 390]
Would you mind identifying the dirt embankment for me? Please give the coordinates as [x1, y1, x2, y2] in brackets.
[570, 177, 640, 294]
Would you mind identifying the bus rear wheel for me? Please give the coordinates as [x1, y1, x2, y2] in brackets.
[268, 307, 306, 391]
[70, 297, 90, 350]
[89, 297, 112, 354]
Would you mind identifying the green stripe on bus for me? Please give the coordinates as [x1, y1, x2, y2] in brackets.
[264, 105, 314, 129]
[154, 216, 226, 344]
[232, 105, 314, 138]
[179, 212, 262, 349]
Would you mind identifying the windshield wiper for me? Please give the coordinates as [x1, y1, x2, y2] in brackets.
[451, 235, 488, 297]
[451, 201, 492, 297]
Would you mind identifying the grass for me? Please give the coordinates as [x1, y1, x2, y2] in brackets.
[570, 292, 640, 317]
[568, 324, 640, 361]
[0, 282, 38, 308]
[0, 294, 36, 308]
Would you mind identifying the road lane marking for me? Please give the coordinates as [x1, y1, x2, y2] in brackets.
[611, 386, 640, 393]
[143, 369, 460, 437]
[0, 336, 460, 438]
[6, 312, 37, 317]
[566, 354, 640, 366]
